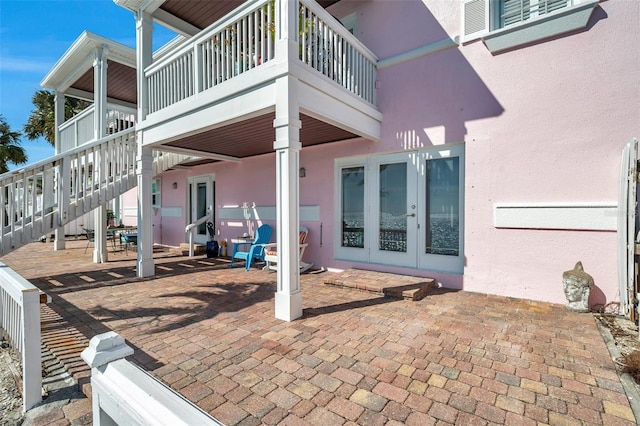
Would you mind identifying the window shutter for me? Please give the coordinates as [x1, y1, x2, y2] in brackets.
[462, 0, 490, 42]
[502, 0, 531, 27]
[541, 0, 570, 15]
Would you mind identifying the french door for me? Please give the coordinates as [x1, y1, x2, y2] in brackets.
[336, 146, 464, 273]
[188, 175, 215, 244]
[369, 153, 419, 267]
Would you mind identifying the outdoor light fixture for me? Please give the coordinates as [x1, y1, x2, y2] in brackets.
[299, 167, 306, 178]
[172, 182, 178, 189]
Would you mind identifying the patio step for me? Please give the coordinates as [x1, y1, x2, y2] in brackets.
[169, 243, 206, 256]
[323, 269, 437, 301]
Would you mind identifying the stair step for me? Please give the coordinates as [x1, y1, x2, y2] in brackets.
[323, 269, 437, 301]
[171, 243, 206, 256]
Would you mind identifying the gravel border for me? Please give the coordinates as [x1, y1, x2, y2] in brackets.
[596, 320, 640, 421]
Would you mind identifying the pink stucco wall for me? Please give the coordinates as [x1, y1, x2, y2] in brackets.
[130, 0, 638, 308]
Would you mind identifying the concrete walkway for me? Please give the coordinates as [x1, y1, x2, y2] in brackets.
[3, 239, 636, 425]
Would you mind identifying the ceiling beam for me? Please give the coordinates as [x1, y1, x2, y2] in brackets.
[155, 145, 241, 162]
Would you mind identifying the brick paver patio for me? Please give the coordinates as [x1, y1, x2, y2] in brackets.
[3, 239, 636, 425]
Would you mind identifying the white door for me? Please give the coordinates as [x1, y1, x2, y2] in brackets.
[189, 175, 215, 244]
[369, 152, 419, 267]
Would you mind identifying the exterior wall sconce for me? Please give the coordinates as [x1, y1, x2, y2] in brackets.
[172, 182, 178, 189]
[299, 167, 306, 178]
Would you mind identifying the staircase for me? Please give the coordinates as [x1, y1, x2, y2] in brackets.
[0, 129, 190, 256]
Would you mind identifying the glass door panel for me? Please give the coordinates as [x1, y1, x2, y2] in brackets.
[418, 146, 464, 273]
[189, 175, 214, 245]
[196, 182, 208, 237]
[425, 157, 459, 256]
[341, 166, 365, 248]
[378, 162, 407, 253]
[370, 153, 417, 267]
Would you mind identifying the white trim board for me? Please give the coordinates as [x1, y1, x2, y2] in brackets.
[123, 207, 138, 217]
[161, 207, 182, 218]
[494, 202, 617, 231]
[218, 205, 320, 222]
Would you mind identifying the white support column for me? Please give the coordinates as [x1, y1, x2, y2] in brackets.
[274, 76, 302, 322]
[135, 11, 154, 278]
[136, 11, 153, 122]
[93, 46, 109, 263]
[137, 144, 154, 278]
[54, 91, 66, 250]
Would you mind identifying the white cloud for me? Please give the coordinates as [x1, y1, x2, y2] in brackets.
[0, 57, 51, 73]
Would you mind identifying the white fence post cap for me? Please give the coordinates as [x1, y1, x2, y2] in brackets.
[81, 331, 134, 368]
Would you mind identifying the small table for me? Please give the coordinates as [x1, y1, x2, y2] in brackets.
[116, 228, 138, 255]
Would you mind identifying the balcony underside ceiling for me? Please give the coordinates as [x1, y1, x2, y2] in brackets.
[163, 112, 357, 161]
[70, 61, 137, 105]
[160, 0, 341, 31]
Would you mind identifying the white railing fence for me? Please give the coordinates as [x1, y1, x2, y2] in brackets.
[82, 332, 223, 426]
[145, 0, 377, 114]
[299, 0, 377, 104]
[59, 106, 95, 153]
[0, 262, 42, 412]
[59, 105, 138, 153]
[0, 128, 191, 256]
[146, 0, 275, 114]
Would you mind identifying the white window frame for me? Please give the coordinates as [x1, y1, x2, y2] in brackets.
[151, 178, 161, 208]
[461, 0, 599, 53]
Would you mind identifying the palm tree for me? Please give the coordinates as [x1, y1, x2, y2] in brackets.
[0, 115, 28, 174]
[23, 90, 90, 146]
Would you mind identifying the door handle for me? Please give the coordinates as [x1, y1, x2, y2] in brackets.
[407, 213, 416, 217]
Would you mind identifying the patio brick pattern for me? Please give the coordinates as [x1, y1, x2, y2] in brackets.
[3, 239, 636, 425]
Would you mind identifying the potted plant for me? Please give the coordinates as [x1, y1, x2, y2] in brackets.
[106, 209, 116, 227]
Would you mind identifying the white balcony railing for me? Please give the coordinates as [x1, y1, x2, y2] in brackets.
[146, 0, 275, 114]
[146, 0, 377, 114]
[59, 105, 137, 153]
[59, 106, 95, 152]
[0, 263, 42, 411]
[299, 0, 377, 104]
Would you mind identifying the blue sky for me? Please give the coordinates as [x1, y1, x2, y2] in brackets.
[0, 0, 174, 169]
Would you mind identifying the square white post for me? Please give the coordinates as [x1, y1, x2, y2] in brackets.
[53, 91, 67, 250]
[273, 76, 302, 322]
[93, 46, 109, 263]
[21, 288, 41, 411]
[137, 143, 154, 277]
[135, 11, 155, 278]
[81, 331, 134, 426]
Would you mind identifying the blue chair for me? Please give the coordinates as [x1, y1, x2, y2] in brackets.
[229, 224, 273, 271]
